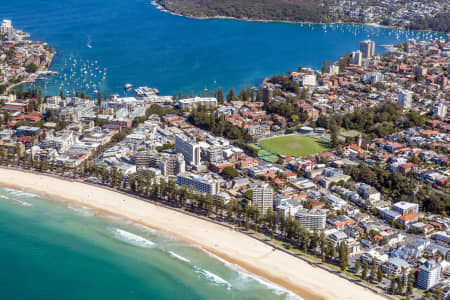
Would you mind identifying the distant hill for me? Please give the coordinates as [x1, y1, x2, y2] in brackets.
[157, 0, 331, 23]
[407, 12, 450, 33]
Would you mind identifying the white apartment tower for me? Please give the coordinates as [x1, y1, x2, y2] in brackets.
[295, 209, 327, 230]
[352, 50, 363, 66]
[417, 261, 441, 290]
[360, 40, 375, 59]
[397, 89, 413, 109]
[433, 102, 447, 119]
[252, 183, 273, 214]
[0, 19, 13, 36]
[175, 134, 201, 167]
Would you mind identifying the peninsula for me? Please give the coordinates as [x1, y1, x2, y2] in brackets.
[0, 20, 55, 95]
[155, 0, 450, 33]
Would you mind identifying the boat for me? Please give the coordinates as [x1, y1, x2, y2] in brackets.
[124, 83, 133, 89]
[134, 86, 159, 99]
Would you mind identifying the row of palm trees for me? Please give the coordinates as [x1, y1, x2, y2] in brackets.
[1, 151, 355, 271]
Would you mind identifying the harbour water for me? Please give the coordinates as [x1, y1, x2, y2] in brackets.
[1, 0, 447, 97]
[0, 186, 301, 300]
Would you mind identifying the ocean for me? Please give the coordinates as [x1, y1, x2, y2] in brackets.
[1, 0, 447, 97]
[0, 186, 301, 300]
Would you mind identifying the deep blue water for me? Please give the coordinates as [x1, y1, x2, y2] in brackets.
[1, 0, 446, 97]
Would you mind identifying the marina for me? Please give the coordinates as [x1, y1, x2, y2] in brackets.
[6, 0, 446, 98]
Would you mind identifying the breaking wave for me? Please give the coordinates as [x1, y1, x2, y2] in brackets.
[111, 228, 156, 248]
[4, 188, 38, 198]
[202, 248, 302, 299]
[194, 266, 232, 290]
[169, 251, 191, 263]
[68, 205, 93, 216]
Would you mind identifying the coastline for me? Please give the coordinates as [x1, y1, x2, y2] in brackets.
[5, 79, 33, 93]
[4, 50, 55, 94]
[0, 167, 389, 300]
[151, 1, 448, 34]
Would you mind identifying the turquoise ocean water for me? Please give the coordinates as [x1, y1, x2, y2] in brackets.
[0, 186, 301, 300]
[1, 0, 447, 97]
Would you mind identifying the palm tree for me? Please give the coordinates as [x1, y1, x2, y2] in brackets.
[15, 142, 21, 166]
[205, 194, 213, 217]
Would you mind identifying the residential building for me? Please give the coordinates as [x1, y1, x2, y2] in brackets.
[360, 40, 375, 59]
[0, 19, 13, 39]
[178, 97, 217, 111]
[252, 183, 273, 214]
[262, 85, 273, 103]
[176, 173, 220, 195]
[327, 65, 340, 76]
[352, 50, 363, 66]
[295, 209, 327, 230]
[302, 74, 317, 87]
[382, 257, 410, 277]
[159, 153, 185, 176]
[16, 126, 40, 137]
[175, 134, 201, 167]
[417, 261, 441, 290]
[397, 89, 413, 108]
[392, 201, 419, 216]
[433, 102, 447, 119]
[204, 147, 224, 163]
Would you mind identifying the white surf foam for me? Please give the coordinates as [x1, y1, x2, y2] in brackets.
[168, 251, 191, 263]
[12, 198, 32, 206]
[112, 228, 156, 248]
[0, 192, 32, 206]
[201, 248, 302, 299]
[194, 266, 232, 290]
[68, 205, 93, 217]
[133, 223, 179, 241]
[238, 271, 301, 299]
[4, 188, 38, 198]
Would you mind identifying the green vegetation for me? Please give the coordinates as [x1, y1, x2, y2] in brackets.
[408, 11, 450, 33]
[339, 129, 361, 138]
[259, 135, 329, 157]
[189, 109, 253, 142]
[25, 63, 39, 73]
[347, 163, 450, 215]
[221, 166, 238, 179]
[316, 103, 426, 139]
[158, 0, 330, 23]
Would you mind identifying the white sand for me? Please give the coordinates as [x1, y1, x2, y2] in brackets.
[0, 168, 387, 300]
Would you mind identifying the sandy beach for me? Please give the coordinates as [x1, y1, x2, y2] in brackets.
[0, 168, 388, 300]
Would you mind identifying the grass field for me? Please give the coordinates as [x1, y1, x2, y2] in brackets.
[259, 135, 329, 157]
[339, 129, 361, 138]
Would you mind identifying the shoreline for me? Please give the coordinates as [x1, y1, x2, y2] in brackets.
[4, 50, 55, 94]
[0, 167, 389, 300]
[151, 1, 448, 34]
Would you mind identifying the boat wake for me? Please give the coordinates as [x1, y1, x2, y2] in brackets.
[86, 36, 92, 49]
[111, 228, 156, 248]
[194, 266, 232, 290]
[168, 251, 191, 263]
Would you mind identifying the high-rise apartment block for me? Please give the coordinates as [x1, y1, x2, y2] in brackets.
[360, 40, 375, 59]
[252, 183, 273, 214]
